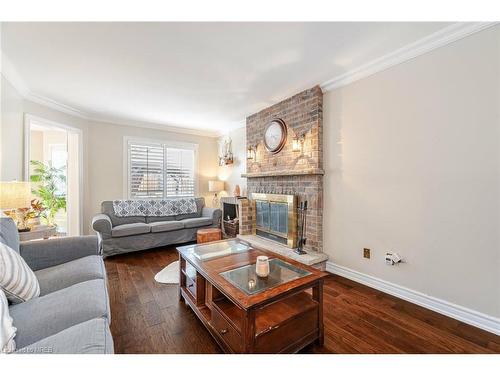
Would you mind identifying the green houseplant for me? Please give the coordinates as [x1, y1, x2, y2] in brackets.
[29, 160, 67, 227]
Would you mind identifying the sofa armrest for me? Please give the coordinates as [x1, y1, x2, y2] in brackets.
[202, 207, 221, 225]
[19, 235, 100, 271]
[92, 213, 112, 236]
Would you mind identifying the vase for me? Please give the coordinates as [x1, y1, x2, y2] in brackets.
[26, 217, 41, 229]
[233, 184, 241, 197]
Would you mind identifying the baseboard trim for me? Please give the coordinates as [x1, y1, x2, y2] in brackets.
[326, 261, 500, 336]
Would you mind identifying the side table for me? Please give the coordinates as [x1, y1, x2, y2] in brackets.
[196, 228, 222, 244]
[19, 225, 57, 241]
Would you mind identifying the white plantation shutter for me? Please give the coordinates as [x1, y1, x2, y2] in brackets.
[165, 148, 195, 197]
[127, 140, 196, 199]
[129, 142, 164, 198]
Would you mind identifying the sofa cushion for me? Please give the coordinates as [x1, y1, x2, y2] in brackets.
[17, 318, 113, 354]
[0, 214, 20, 253]
[149, 221, 184, 233]
[102, 201, 146, 226]
[111, 223, 151, 238]
[146, 215, 176, 223]
[181, 217, 213, 229]
[9, 279, 110, 348]
[0, 242, 40, 304]
[35, 255, 105, 296]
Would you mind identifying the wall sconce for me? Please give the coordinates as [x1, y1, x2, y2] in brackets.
[292, 134, 305, 153]
[247, 145, 256, 160]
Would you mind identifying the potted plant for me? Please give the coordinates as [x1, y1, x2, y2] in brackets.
[29, 160, 67, 227]
[25, 199, 45, 229]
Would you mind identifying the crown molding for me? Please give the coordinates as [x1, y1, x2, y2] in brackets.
[26, 91, 90, 119]
[25, 91, 221, 137]
[2, 51, 222, 138]
[321, 22, 498, 92]
[87, 113, 221, 138]
[4, 22, 496, 137]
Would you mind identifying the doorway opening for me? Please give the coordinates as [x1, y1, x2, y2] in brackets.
[24, 115, 82, 236]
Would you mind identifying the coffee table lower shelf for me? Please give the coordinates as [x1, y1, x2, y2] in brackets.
[178, 253, 324, 354]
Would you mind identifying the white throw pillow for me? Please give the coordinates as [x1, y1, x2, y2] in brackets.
[0, 289, 16, 353]
[0, 242, 40, 304]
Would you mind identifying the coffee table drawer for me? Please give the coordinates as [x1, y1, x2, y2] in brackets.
[211, 307, 242, 353]
[254, 307, 318, 353]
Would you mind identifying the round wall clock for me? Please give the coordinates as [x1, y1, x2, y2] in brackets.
[264, 118, 287, 154]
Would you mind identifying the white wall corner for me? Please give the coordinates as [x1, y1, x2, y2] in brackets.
[217, 119, 246, 137]
[321, 22, 498, 92]
[1, 50, 30, 96]
[326, 262, 500, 336]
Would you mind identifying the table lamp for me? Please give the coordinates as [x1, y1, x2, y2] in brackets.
[208, 180, 224, 208]
[0, 181, 32, 231]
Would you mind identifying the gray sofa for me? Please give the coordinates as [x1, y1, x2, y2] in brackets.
[0, 215, 113, 354]
[92, 197, 221, 257]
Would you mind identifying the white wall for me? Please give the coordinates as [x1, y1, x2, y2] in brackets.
[87, 120, 219, 228]
[323, 25, 500, 318]
[1, 75, 219, 234]
[218, 126, 247, 197]
[1, 76, 24, 180]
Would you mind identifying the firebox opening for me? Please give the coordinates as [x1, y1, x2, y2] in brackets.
[223, 202, 237, 221]
[251, 193, 297, 249]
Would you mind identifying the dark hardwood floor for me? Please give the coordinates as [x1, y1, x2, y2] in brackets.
[105, 246, 500, 354]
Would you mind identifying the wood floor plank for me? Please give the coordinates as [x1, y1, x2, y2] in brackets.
[105, 246, 500, 354]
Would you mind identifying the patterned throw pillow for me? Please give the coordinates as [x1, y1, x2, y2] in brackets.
[0, 289, 16, 353]
[0, 242, 40, 304]
[113, 198, 197, 217]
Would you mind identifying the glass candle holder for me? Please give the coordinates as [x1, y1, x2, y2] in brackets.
[255, 256, 270, 277]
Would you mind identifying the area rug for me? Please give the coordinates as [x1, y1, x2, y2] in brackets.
[154, 260, 179, 284]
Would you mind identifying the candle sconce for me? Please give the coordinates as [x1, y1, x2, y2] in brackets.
[246, 144, 257, 161]
[292, 133, 306, 154]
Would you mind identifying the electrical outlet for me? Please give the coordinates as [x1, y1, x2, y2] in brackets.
[363, 248, 371, 259]
[385, 252, 403, 265]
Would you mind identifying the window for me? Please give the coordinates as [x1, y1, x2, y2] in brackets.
[127, 139, 197, 199]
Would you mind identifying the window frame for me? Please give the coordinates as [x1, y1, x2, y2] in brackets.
[123, 136, 199, 199]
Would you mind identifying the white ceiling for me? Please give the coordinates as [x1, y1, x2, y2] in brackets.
[2, 22, 453, 134]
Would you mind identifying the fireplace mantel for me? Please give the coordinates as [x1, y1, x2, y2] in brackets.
[241, 168, 324, 178]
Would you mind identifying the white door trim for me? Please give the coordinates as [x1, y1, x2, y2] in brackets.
[24, 114, 84, 235]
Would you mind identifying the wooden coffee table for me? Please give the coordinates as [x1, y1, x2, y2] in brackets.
[177, 239, 327, 353]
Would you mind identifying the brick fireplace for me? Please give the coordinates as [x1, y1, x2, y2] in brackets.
[238, 86, 326, 267]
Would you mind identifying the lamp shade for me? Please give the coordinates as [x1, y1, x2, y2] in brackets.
[0, 182, 32, 210]
[208, 180, 224, 192]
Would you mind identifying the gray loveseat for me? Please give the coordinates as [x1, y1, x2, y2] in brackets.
[92, 197, 221, 257]
[0, 215, 113, 354]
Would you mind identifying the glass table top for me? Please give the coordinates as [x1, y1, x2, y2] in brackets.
[220, 258, 312, 295]
[191, 239, 251, 261]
